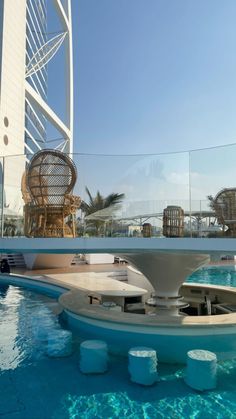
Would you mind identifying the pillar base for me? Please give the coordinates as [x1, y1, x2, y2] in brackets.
[146, 295, 189, 315]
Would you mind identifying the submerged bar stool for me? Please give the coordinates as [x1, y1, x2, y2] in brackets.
[128, 346, 158, 385]
[185, 349, 217, 391]
[80, 340, 108, 374]
[47, 330, 73, 357]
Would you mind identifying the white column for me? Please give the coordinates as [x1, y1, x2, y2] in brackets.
[121, 252, 209, 315]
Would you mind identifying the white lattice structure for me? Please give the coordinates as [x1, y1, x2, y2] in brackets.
[25, 0, 74, 155]
[0, 0, 73, 215]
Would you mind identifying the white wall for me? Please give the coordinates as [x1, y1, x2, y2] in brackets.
[85, 254, 115, 264]
[24, 253, 75, 270]
[0, 0, 26, 156]
[0, 1, 26, 213]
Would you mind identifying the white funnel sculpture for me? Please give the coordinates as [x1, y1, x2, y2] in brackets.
[121, 252, 209, 315]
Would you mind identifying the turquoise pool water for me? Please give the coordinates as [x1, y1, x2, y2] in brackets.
[0, 272, 236, 418]
[186, 264, 236, 287]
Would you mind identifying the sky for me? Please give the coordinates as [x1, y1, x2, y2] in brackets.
[70, 0, 236, 155]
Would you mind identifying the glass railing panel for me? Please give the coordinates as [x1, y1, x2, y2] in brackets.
[184, 199, 218, 238]
[190, 144, 236, 238]
[2, 155, 27, 237]
[5, 145, 236, 238]
[73, 151, 190, 237]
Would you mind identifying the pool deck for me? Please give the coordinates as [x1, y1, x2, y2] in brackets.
[10, 263, 236, 329]
[16, 263, 147, 296]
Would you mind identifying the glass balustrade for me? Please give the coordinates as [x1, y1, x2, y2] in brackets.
[1, 144, 236, 238]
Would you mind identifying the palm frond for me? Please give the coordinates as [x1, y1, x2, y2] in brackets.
[104, 193, 125, 208]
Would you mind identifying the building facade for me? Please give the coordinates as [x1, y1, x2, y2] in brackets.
[0, 0, 73, 213]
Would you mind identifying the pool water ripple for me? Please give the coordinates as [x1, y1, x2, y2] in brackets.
[187, 264, 236, 287]
[0, 271, 236, 418]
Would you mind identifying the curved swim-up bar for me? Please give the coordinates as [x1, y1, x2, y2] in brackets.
[1, 273, 236, 363]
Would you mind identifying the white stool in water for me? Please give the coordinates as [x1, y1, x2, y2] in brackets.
[47, 330, 73, 357]
[80, 340, 108, 374]
[128, 346, 158, 386]
[185, 349, 217, 391]
[32, 308, 57, 341]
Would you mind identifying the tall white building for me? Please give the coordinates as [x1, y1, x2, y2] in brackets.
[0, 0, 73, 212]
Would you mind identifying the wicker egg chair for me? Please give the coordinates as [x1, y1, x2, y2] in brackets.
[22, 149, 81, 238]
[213, 188, 236, 237]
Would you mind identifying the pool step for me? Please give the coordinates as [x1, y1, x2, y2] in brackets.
[1, 252, 26, 268]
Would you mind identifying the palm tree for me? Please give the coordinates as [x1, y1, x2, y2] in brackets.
[80, 187, 125, 236]
[207, 195, 216, 212]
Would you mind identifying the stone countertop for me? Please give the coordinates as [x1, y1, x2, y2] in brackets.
[46, 272, 147, 297]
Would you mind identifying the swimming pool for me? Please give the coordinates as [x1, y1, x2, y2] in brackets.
[0, 281, 236, 418]
[186, 264, 236, 288]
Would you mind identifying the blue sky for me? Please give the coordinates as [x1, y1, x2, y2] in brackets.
[71, 0, 236, 155]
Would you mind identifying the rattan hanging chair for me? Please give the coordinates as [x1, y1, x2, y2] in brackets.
[22, 149, 81, 238]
